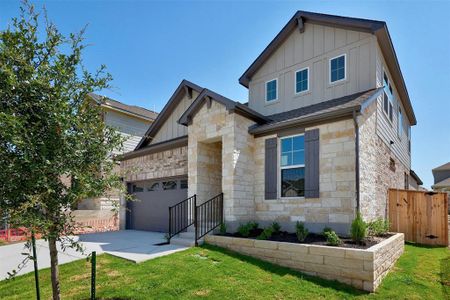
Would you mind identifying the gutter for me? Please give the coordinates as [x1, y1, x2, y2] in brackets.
[353, 109, 360, 214]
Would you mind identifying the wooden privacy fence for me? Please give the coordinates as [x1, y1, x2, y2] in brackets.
[389, 189, 448, 246]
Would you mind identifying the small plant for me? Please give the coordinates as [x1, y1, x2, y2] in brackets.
[322, 226, 333, 235]
[367, 218, 390, 237]
[324, 230, 342, 246]
[237, 221, 259, 237]
[271, 222, 281, 233]
[295, 221, 309, 242]
[257, 227, 274, 240]
[351, 213, 367, 244]
[219, 222, 227, 235]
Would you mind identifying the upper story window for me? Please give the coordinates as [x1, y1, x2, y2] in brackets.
[280, 135, 305, 198]
[266, 79, 278, 102]
[330, 54, 346, 83]
[397, 106, 403, 139]
[383, 71, 394, 123]
[407, 126, 411, 153]
[295, 68, 309, 94]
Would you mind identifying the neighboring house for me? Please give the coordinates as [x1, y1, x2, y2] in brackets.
[77, 93, 157, 211]
[432, 162, 450, 192]
[120, 11, 418, 234]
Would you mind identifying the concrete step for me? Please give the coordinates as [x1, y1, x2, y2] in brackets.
[170, 236, 203, 247]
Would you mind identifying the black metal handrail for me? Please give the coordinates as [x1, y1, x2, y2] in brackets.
[168, 194, 196, 242]
[195, 193, 223, 246]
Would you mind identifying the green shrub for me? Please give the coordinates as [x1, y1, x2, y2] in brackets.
[351, 213, 367, 244]
[367, 218, 390, 236]
[271, 222, 281, 233]
[257, 227, 274, 240]
[324, 230, 342, 246]
[219, 222, 227, 235]
[237, 221, 259, 237]
[296, 221, 309, 242]
[322, 226, 333, 235]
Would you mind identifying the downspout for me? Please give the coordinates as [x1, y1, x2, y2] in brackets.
[353, 109, 360, 214]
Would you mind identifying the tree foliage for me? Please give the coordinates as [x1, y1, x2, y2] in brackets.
[0, 2, 124, 298]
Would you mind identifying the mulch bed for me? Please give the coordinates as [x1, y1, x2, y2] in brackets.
[219, 229, 392, 249]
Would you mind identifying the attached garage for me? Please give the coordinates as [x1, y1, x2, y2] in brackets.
[126, 177, 188, 232]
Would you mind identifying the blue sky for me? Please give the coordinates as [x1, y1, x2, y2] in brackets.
[1, 0, 449, 188]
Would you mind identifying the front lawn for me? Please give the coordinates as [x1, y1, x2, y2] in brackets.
[0, 243, 448, 299]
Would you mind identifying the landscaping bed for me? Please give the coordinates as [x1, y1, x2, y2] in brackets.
[205, 232, 404, 292]
[220, 230, 391, 249]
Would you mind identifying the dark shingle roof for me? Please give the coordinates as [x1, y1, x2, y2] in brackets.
[249, 88, 383, 135]
[433, 162, 450, 171]
[89, 93, 158, 120]
[267, 89, 380, 124]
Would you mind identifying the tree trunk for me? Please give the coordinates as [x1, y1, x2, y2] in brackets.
[48, 237, 60, 300]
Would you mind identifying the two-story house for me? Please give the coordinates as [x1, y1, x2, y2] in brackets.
[432, 162, 450, 200]
[76, 94, 157, 213]
[120, 11, 417, 237]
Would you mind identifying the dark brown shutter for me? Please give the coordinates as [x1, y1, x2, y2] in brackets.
[265, 138, 277, 200]
[305, 129, 320, 198]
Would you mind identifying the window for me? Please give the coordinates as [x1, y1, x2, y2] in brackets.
[266, 79, 277, 101]
[295, 68, 309, 93]
[330, 54, 346, 83]
[383, 71, 394, 123]
[404, 172, 409, 190]
[407, 126, 411, 153]
[147, 182, 160, 192]
[280, 135, 305, 197]
[163, 181, 177, 190]
[397, 106, 403, 138]
[389, 158, 396, 172]
[180, 179, 188, 189]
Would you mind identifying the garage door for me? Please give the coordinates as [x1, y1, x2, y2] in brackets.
[127, 177, 188, 232]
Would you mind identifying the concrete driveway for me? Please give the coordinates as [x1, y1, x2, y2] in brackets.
[0, 230, 188, 280]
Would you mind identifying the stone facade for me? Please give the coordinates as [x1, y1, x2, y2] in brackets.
[253, 119, 356, 233]
[188, 101, 256, 222]
[205, 233, 404, 292]
[121, 146, 188, 182]
[359, 101, 409, 221]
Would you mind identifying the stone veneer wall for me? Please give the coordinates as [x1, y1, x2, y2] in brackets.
[120, 146, 188, 182]
[359, 101, 409, 221]
[254, 119, 356, 234]
[188, 101, 256, 221]
[205, 233, 404, 292]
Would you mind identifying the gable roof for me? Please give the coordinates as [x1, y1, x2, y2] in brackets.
[89, 93, 158, 121]
[249, 88, 383, 136]
[433, 162, 450, 172]
[178, 88, 269, 126]
[238, 10, 416, 126]
[135, 80, 203, 150]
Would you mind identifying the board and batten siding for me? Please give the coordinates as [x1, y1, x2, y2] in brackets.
[248, 23, 377, 115]
[104, 109, 151, 153]
[151, 90, 199, 144]
[375, 44, 411, 169]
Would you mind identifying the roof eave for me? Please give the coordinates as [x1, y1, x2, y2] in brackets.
[249, 105, 360, 137]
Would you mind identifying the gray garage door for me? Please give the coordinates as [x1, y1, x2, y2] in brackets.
[127, 178, 188, 232]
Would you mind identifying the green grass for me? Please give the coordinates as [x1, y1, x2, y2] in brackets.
[0, 243, 448, 299]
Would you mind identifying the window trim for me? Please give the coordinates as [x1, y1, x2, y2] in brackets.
[265, 78, 278, 102]
[279, 133, 306, 199]
[329, 54, 347, 84]
[294, 67, 309, 95]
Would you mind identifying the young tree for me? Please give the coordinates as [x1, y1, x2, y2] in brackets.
[0, 2, 124, 299]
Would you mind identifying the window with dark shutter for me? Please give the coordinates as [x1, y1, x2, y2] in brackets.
[304, 129, 320, 198]
[265, 138, 278, 199]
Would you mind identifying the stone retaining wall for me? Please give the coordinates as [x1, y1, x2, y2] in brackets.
[205, 233, 404, 292]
